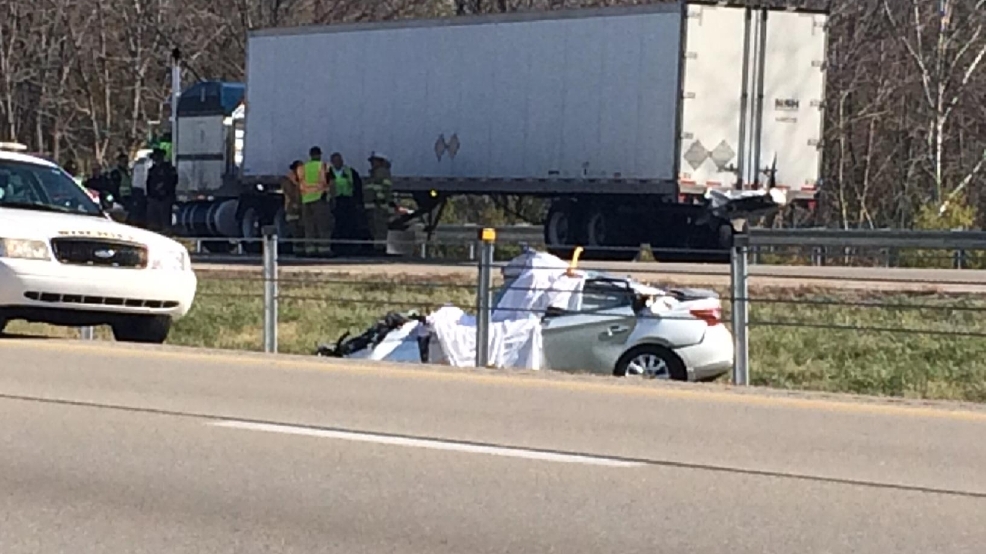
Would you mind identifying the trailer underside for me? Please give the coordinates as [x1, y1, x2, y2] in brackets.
[392, 190, 739, 263]
[172, 175, 798, 263]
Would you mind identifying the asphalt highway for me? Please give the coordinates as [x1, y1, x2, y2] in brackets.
[2, 340, 985, 553]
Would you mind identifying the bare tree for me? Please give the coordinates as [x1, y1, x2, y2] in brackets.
[883, 0, 986, 215]
[1, 0, 984, 229]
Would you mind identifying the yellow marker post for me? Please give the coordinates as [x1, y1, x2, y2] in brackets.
[567, 246, 584, 276]
[475, 228, 496, 368]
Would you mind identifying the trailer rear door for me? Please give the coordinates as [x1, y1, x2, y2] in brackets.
[678, 3, 747, 193]
[757, 9, 827, 198]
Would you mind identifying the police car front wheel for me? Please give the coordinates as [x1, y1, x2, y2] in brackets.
[112, 315, 172, 344]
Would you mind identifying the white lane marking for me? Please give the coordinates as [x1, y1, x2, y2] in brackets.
[209, 420, 644, 468]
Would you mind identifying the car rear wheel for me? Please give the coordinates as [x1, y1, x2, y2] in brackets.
[112, 315, 172, 344]
[614, 345, 687, 381]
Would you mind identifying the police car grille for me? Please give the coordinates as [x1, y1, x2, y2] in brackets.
[23, 291, 179, 309]
[50, 238, 148, 269]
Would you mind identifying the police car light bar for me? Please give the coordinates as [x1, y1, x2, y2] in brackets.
[0, 142, 29, 152]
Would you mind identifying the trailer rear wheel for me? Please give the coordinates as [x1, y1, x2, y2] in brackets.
[585, 208, 636, 261]
[201, 240, 234, 254]
[239, 207, 263, 254]
[544, 200, 583, 259]
[273, 208, 296, 255]
[718, 221, 735, 249]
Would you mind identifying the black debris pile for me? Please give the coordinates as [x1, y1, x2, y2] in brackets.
[315, 311, 427, 358]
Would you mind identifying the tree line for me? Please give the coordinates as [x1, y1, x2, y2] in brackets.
[1, 0, 984, 229]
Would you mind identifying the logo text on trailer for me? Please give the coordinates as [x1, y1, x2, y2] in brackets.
[775, 98, 800, 111]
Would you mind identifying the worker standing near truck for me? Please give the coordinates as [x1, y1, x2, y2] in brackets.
[281, 160, 305, 249]
[108, 152, 134, 221]
[300, 146, 334, 257]
[146, 148, 178, 235]
[364, 151, 393, 255]
[328, 152, 367, 256]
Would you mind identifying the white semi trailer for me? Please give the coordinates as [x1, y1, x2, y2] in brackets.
[172, 0, 828, 259]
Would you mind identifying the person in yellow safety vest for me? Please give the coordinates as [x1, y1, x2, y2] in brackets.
[151, 133, 172, 163]
[108, 152, 134, 222]
[300, 146, 335, 257]
[328, 152, 368, 256]
[364, 151, 394, 255]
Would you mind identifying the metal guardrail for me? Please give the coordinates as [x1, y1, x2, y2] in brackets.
[183, 225, 982, 268]
[730, 229, 986, 385]
[180, 225, 543, 259]
[742, 228, 984, 270]
[230, 227, 986, 388]
[441, 226, 986, 250]
[430, 225, 543, 244]
[743, 228, 986, 250]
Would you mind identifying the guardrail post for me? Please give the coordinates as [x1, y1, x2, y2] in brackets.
[475, 228, 496, 368]
[954, 249, 966, 270]
[79, 326, 94, 340]
[811, 246, 825, 266]
[262, 225, 278, 354]
[730, 233, 750, 386]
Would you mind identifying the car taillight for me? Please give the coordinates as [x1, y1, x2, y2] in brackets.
[690, 307, 721, 326]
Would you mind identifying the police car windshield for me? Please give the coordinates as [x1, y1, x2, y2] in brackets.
[0, 160, 102, 217]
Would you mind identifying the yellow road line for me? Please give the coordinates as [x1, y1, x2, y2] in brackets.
[6, 340, 986, 423]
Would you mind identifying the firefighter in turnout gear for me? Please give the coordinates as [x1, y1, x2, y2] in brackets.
[364, 151, 394, 254]
[300, 146, 335, 257]
[328, 152, 368, 256]
[281, 160, 305, 251]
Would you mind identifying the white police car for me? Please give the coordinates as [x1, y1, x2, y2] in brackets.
[0, 145, 196, 343]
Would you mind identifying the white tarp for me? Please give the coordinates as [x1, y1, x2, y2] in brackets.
[339, 250, 593, 370]
[494, 249, 584, 321]
[426, 250, 586, 370]
[426, 306, 542, 369]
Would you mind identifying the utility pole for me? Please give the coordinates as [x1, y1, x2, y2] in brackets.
[170, 47, 181, 167]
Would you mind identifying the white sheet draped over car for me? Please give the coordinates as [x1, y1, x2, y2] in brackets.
[425, 250, 585, 370]
[340, 248, 732, 382]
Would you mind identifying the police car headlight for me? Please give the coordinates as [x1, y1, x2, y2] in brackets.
[0, 238, 51, 260]
[149, 248, 190, 271]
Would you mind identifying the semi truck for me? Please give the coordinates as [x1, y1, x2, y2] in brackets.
[169, 0, 829, 259]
